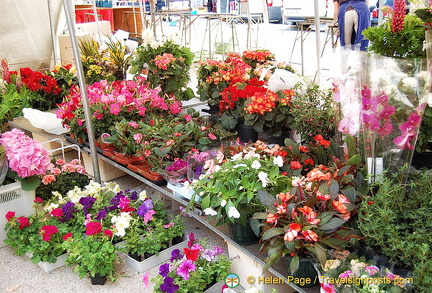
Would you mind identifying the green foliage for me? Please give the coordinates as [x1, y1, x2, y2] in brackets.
[416, 104, 432, 153]
[363, 14, 426, 58]
[289, 83, 335, 142]
[358, 169, 432, 292]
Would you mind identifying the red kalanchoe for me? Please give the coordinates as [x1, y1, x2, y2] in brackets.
[392, 0, 406, 33]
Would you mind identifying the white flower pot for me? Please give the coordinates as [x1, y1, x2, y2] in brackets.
[26, 252, 68, 273]
[1, 182, 35, 248]
[124, 240, 188, 273]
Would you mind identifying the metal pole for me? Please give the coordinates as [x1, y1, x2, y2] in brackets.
[138, 0, 146, 35]
[91, 0, 103, 42]
[47, 0, 59, 65]
[62, 0, 101, 183]
[314, 0, 321, 85]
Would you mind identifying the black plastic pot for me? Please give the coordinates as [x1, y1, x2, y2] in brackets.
[90, 273, 107, 285]
[237, 123, 258, 143]
[229, 221, 259, 246]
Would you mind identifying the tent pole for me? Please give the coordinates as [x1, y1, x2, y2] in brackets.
[314, 0, 321, 85]
[62, 0, 101, 183]
[91, 0, 103, 43]
[47, 0, 59, 65]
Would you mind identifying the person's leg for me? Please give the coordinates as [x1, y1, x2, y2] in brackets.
[344, 9, 359, 46]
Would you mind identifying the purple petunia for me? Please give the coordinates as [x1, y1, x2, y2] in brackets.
[160, 277, 179, 293]
[60, 201, 75, 222]
[129, 190, 138, 201]
[95, 209, 107, 220]
[79, 196, 96, 215]
[170, 249, 182, 262]
[137, 199, 153, 217]
[159, 263, 170, 278]
[176, 259, 196, 280]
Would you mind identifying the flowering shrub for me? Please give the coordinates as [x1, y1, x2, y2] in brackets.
[241, 49, 275, 69]
[151, 233, 231, 293]
[35, 158, 90, 201]
[56, 77, 181, 142]
[130, 30, 194, 101]
[0, 129, 53, 190]
[258, 161, 363, 273]
[189, 143, 290, 226]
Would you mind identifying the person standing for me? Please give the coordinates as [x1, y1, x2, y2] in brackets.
[333, 0, 371, 50]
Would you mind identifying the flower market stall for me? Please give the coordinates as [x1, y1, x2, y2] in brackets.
[2, 0, 432, 292]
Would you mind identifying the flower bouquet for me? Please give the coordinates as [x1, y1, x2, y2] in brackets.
[150, 232, 231, 293]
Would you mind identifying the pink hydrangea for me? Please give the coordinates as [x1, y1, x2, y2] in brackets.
[0, 129, 52, 178]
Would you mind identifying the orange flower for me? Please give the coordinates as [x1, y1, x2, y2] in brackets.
[332, 200, 348, 214]
[290, 161, 302, 170]
[302, 229, 318, 242]
[298, 206, 321, 225]
[299, 145, 310, 153]
[306, 168, 332, 181]
[284, 223, 301, 241]
[266, 213, 277, 225]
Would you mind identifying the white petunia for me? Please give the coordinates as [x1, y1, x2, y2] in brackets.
[44, 203, 59, 212]
[203, 208, 218, 216]
[139, 190, 147, 201]
[227, 206, 240, 218]
[273, 156, 284, 167]
[258, 171, 270, 187]
[251, 160, 261, 169]
[221, 199, 227, 207]
[67, 186, 84, 204]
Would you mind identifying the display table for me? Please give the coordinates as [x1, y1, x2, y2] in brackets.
[75, 7, 114, 30]
[9, 116, 318, 293]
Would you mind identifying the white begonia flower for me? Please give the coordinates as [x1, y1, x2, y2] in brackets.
[273, 156, 284, 167]
[203, 208, 218, 216]
[44, 203, 59, 212]
[227, 206, 240, 218]
[139, 190, 147, 201]
[258, 171, 270, 187]
[230, 153, 243, 161]
[244, 150, 260, 159]
[221, 199, 227, 207]
[150, 40, 162, 49]
[251, 160, 261, 169]
[244, 287, 260, 293]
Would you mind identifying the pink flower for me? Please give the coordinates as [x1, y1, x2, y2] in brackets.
[118, 196, 130, 209]
[302, 229, 319, 242]
[320, 283, 336, 293]
[365, 266, 379, 276]
[17, 217, 30, 229]
[55, 159, 65, 166]
[176, 259, 196, 280]
[50, 208, 64, 217]
[134, 133, 143, 144]
[166, 139, 175, 146]
[5, 211, 15, 221]
[128, 121, 139, 128]
[39, 225, 58, 241]
[104, 229, 113, 238]
[208, 133, 217, 140]
[109, 103, 121, 115]
[142, 272, 149, 289]
[143, 210, 156, 224]
[42, 175, 56, 185]
[85, 221, 102, 235]
[50, 167, 62, 176]
[184, 114, 192, 122]
[63, 232, 73, 240]
[164, 222, 175, 228]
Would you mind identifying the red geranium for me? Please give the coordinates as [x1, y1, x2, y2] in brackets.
[85, 221, 102, 235]
[5, 211, 15, 221]
[17, 217, 30, 230]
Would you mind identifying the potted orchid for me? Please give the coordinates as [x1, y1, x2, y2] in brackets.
[150, 232, 231, 293]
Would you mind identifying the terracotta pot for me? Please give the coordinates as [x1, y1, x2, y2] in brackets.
[127, 161, 166, 186]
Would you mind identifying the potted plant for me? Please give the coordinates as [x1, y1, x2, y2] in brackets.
[63, 222, 117, 285]
[358, 168, 432, 292]
[189, 143, 290, 245]
[150, 232, 231, 293]
[316, 253, 412, 293]
[129, 30, 194, 101]
[257, 161, 363, 286]
[36, 158, 89, 201]
[0, 128, 53, 191]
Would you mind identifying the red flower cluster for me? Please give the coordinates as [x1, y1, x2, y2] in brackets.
[39, 225, 59, 241]
[19, 67, 61, 95]
[313, 134, 331, 148]
[392, 0, 406, 33]
[245, 89, 278, 115]
[219, 78, 266, 113]
[85, 221, 103, 235]
[242, 49, 274, 64]
[203, 57, 251, 85]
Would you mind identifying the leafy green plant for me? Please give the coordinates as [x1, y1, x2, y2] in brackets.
[358, 168, 432, 292]
[363, 14, 426, 58]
